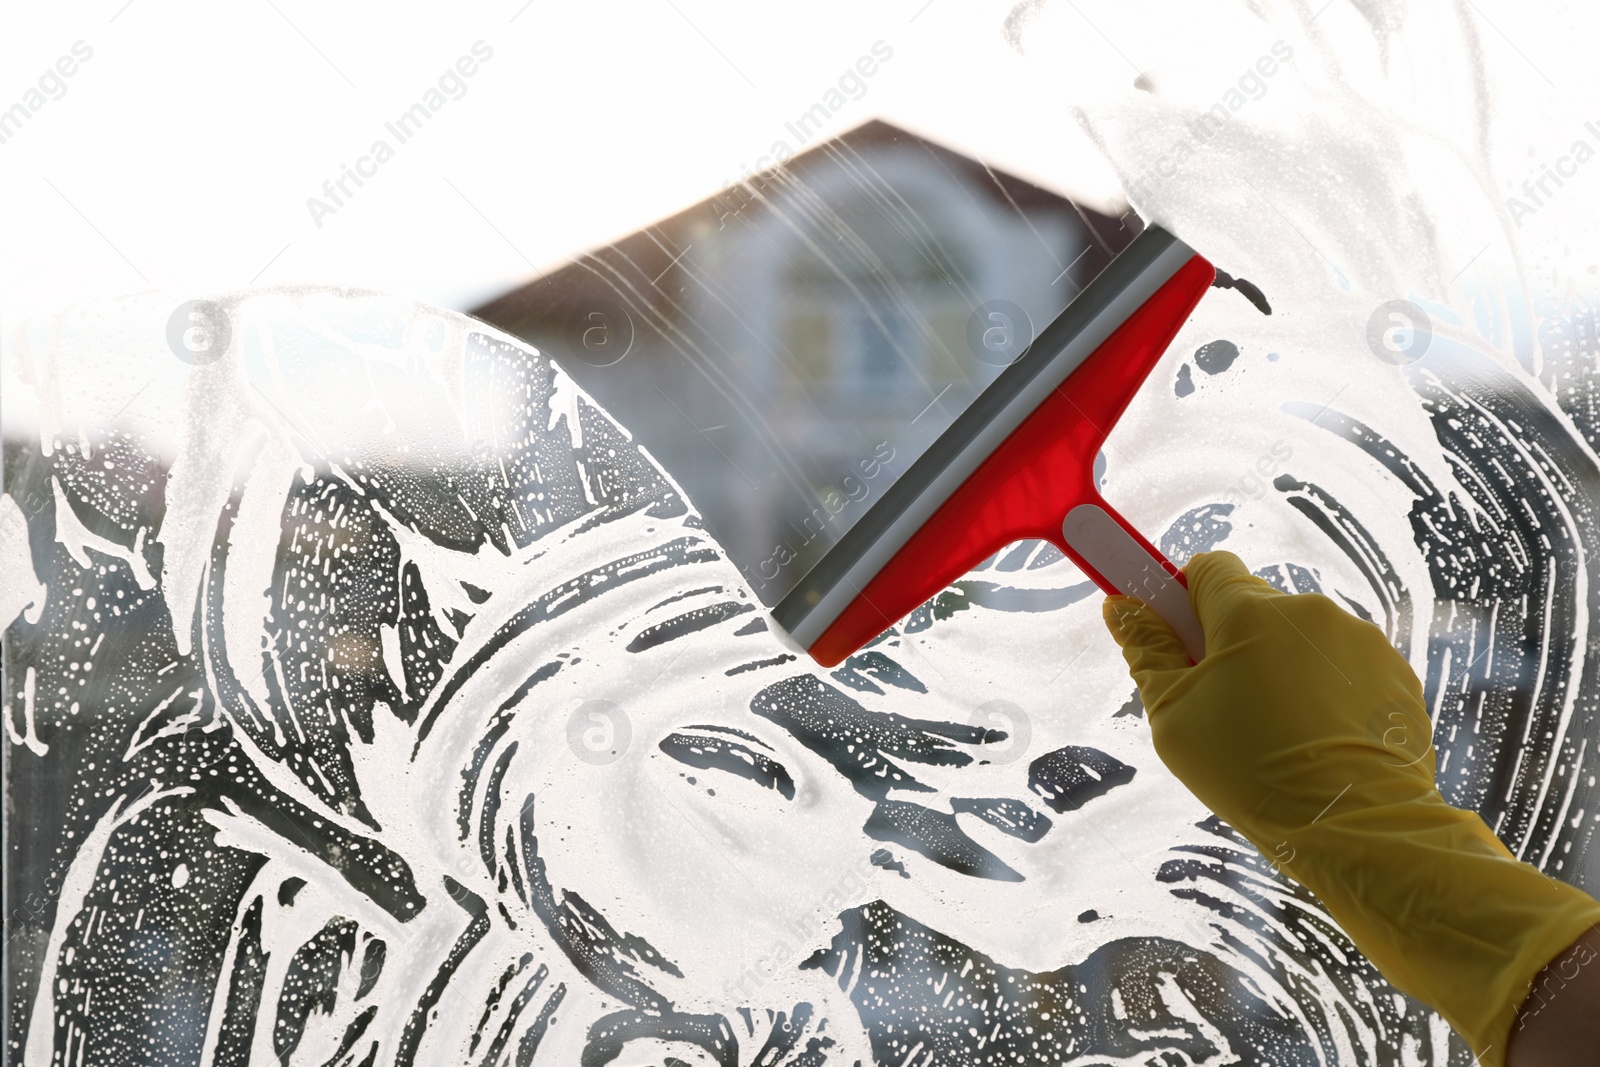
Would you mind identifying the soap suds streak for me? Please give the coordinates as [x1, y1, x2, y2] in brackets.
[476, 962, 557, 1067]
[801, 900, 1319, 1066]
[659, 729, 797, 799]
[1027, 745, 1138, 814]
[1157, 817, 1453, 1063]
[725, 652, 798, 675]
[5, 277, 1576, 1066]
[213, 896, 270, 1065]
[272, 917, 358, 1064]
[393, 877, 491, 1067]
[414, 535, 717, 747]
[479, 741, 518, 873]
[512, 793, 762, 1067]
[1270, 472, 1413, 647]
[949, 796, 1053, 842]
[14, 7, 1596, 1061]
[750, 674, 995, 800]
[829, 649, 928, 696]
[625, 599, 755, 652]
[862, 798, 1024, 882]
[1279, 347, 1599, 873]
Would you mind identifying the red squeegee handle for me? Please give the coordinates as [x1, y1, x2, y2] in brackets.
[802, 250, 1214, 667]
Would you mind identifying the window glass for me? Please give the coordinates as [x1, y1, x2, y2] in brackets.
[4, 121, 1595, 1067]
[477, 125, 1108, 602]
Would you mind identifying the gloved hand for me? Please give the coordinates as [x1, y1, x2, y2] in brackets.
[1103, 550, 1600, 1065]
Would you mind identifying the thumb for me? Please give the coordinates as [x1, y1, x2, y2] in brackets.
[1102, 595, 1190, 706]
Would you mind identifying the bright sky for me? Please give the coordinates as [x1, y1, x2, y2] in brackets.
[0, 0, 1145, 332]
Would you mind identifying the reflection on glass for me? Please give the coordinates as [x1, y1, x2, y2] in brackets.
[475, 121, 1131, 604]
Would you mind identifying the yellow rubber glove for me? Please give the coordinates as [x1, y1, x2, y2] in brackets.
[1103, 550, 1600, 1064]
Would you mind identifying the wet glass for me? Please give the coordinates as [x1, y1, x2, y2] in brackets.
[472, 122, 1140, 606]
[4, 61, 1598, 1067]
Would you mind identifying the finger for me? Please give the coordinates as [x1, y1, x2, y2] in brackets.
[1102, 596, 1190, 705]
[1184, 550, 1280, 636]
[1102, 596, 1189, 671]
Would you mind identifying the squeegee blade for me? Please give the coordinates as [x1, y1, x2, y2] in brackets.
[771, 225, 1208, 666]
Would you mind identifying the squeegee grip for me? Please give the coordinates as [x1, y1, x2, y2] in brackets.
[1061, 502, 1206, 662]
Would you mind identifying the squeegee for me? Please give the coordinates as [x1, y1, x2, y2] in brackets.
[772, 224, 1212, 667]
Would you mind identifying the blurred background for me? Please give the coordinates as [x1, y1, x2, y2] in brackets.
[472, 120, 1136, 594]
